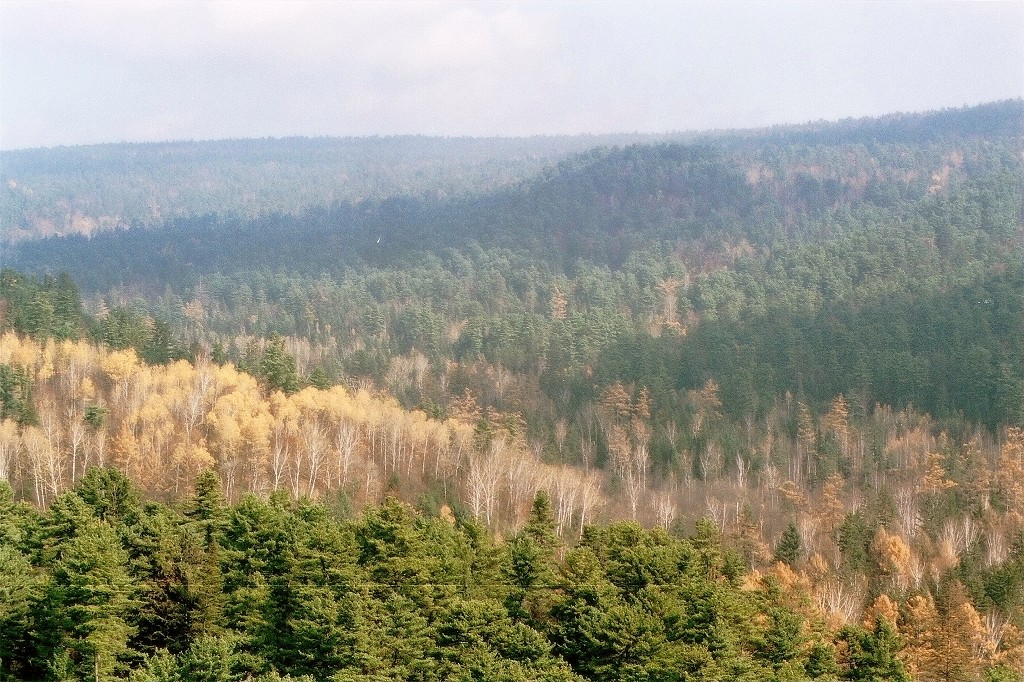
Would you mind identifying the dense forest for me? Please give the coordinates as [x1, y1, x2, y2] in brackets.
[4, 469, 969, 682]
[1, 100, 1023, 680]
[0, 133, 686, 243]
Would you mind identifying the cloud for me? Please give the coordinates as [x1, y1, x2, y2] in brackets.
[1, 0, 1022, 148]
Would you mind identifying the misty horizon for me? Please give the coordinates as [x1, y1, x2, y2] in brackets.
[2, 1, 1022, 150]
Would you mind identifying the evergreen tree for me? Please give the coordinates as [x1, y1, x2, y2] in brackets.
[774, 522, 802, 566]
[74, 468, 143, 527]
[0, 364, 36, 425]
[504, 492, 559, 623]
[185, 471, 228, 546]
[43, 520, 140, 681]
[754, 607, 806, 671]
[838, 618, 910, 682]
[258, 335, 301, 395]
[0, 542, 43, 682]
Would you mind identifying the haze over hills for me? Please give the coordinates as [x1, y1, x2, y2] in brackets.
[7, 100, 1022, 268]
[0, 132, 693, 243]
[4, 99, 1020, 245]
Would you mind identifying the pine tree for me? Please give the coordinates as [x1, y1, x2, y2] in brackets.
[0, 542, 43, 682]
[838, 617, 910, 682]
[258, 335, 301, 395]
[755, 607, 805, 670]
[504, 492, 559, 623]
[185, 470, 228, 546]
[45, 520, 140, 681]
[74, 467, 143, 527]
[774, 522, 802, 566]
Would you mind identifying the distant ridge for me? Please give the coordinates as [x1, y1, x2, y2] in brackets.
[3, 100, 1020, 244]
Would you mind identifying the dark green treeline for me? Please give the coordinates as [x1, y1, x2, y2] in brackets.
[1, 468, 907, 682]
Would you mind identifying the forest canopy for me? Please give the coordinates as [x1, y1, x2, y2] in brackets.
[1, 100, 1023, 681]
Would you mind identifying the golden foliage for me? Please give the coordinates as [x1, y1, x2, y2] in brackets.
[998, 428, 1024, 523]
[872, 527, 915, 591]
[919, 450, 957, 495]
[778, 479, 808, 513]
[818, 473, 845, 532]
[902, 588, 989, 682]
[863, 594, 900, 630]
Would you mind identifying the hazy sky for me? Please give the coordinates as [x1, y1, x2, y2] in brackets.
[2, 0, 1022, 149]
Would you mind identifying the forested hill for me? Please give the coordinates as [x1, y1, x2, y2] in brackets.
[5, 144, 761, 284]
[0, 132, 689, 243]
[4, 99, 1020, 247]
[4, 101, 1023, 433]
[3, 102, 1024, 680]
[8, 100, 1024, 287]
[731, 97, 1024, 146]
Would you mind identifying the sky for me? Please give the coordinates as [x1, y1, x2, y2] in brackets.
[1, 0, 1022, 150]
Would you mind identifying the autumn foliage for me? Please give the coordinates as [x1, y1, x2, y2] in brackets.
[2, 331, 1024, 680]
